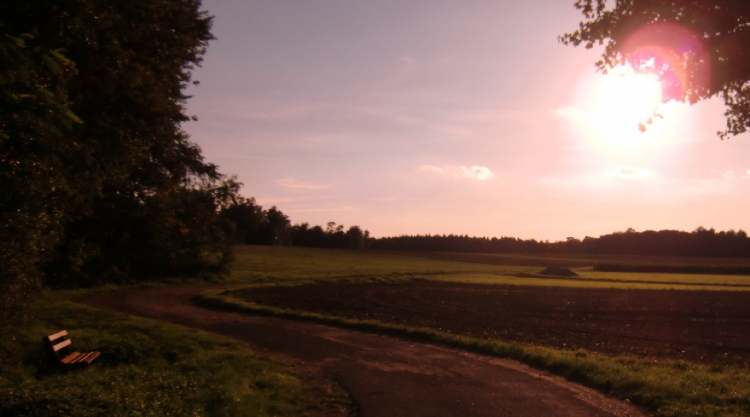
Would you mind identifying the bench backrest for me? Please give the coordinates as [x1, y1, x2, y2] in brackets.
[46, 330, 72, 360]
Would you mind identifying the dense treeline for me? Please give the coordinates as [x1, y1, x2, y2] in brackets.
[372, 228, 750, 258]
[220, 197, 369, 249]
[0, 0, 369, 322]
[1, 0, 233, 319]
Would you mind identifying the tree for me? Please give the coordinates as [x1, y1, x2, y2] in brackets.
[220, 197, 267, 244]
[562, 1, 750, 138]
[1, 0, 238, 293]
[265, 207, 291, 245]
[0, 30, 79, 320]
[345, 226, 369, 249]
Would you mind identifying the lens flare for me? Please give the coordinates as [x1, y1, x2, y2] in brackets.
[621, 22, 711, 104]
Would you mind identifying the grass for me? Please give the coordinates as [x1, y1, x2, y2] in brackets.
[229, 245, 750, 291]
[423, 251, 750, 269]
[227, 245, 534, 282]
[581, 270, 750, 286]
[8, 246, 749, 417]
[432, 272, 750, 291]
[0, 291, 347, 417]
[198, 287, 750, 417]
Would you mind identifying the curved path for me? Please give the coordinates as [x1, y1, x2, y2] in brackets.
[84, 286, 647, 417]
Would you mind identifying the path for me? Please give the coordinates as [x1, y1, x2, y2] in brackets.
[84, 286, 646, 417]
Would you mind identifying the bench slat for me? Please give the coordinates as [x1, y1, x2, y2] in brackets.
[72, 351, 100, 364]
[61, 352, 82, 364]
[85, 351, 101, 364]
[52, 339, 71, 352]
[48, 330, 68, 343]
[74, 352, 92, 364]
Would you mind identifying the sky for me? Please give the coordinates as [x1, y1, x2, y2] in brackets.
[184, 0, 750, 241]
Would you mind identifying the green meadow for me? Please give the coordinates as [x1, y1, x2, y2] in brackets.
[0, 292, 347, 417]
[4, 245, 750, 417]
[229, 245, 750, 291]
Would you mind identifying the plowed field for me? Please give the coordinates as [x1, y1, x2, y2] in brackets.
[234, 280, 750, 365]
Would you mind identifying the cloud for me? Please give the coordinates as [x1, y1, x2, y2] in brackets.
[607, 166, 654, 180]
[286, 205, 357, 213]
[418, 164, 496, 181]
[541, 166, 749, 198]
[276, 178, 330, 190]
[399, 56, 417, 74]
[554, 106, 589, 123]
[254, 196, 297, 206]
[540, 166, 655, 190]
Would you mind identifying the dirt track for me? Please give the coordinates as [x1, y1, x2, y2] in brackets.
[84, 286, 646, 417]
[236, 280, 750, 365]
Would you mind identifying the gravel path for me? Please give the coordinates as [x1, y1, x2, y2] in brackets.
[84, 286, 647, 417]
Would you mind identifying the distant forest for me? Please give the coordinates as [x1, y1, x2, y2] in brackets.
[372, 228, 750, 258]
[230, 200, 750, 258]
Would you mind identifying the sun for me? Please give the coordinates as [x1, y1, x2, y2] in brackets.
[588, 65, 663, 148]
[560, 63, 691, 165]
[594, 65, 662, 131]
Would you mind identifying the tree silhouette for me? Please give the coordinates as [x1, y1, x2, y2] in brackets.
[1, 0, 239, 298]
[0, 30, 79, 319]
[562, 1, 750, 138]
[372, 228, 750, 259]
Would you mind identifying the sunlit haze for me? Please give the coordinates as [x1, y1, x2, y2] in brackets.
[185, 1, 750, 240]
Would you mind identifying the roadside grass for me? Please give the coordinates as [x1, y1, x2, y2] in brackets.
[0, 292, 346, 417]
[197, 288, 750, 417]
[231, 245, 750, 291]
[433, 272, 750, 291]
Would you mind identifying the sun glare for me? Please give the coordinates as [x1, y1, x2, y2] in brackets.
[562, 64, 691, 166]
[591, 65, 662, 140]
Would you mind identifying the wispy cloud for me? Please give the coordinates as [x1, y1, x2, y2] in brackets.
[540, 166, 656, 190]
[276, 177, 330, 190]
[418, 164, 496, 181]
[286, 205, 357, 213]
[399, 55, 417, 74]
[607, 166, 654, 181]
[554, 106, 589, 123]
[541, 166, 750, 198]
[254, 196, 297, 206]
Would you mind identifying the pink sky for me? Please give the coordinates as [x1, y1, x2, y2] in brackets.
[184, 0, 750, 240]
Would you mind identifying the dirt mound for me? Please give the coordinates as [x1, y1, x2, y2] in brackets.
[539, 266, 578, 277]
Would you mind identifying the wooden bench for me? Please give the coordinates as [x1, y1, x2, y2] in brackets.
[45, 330, 101, 366]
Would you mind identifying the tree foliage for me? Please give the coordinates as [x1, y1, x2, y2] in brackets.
[0, 30, 79, 319]
[562, 0, 750, 138]
[220, 198, 370, 250]
[1, 0, 239, 318]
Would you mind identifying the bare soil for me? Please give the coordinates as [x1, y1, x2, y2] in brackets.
[234, 280, 750, 365]
[84, 286, 647, 417]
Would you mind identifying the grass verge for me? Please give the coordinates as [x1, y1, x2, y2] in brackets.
[0, 291, 347, 417]
[197, 288, 750, 417]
